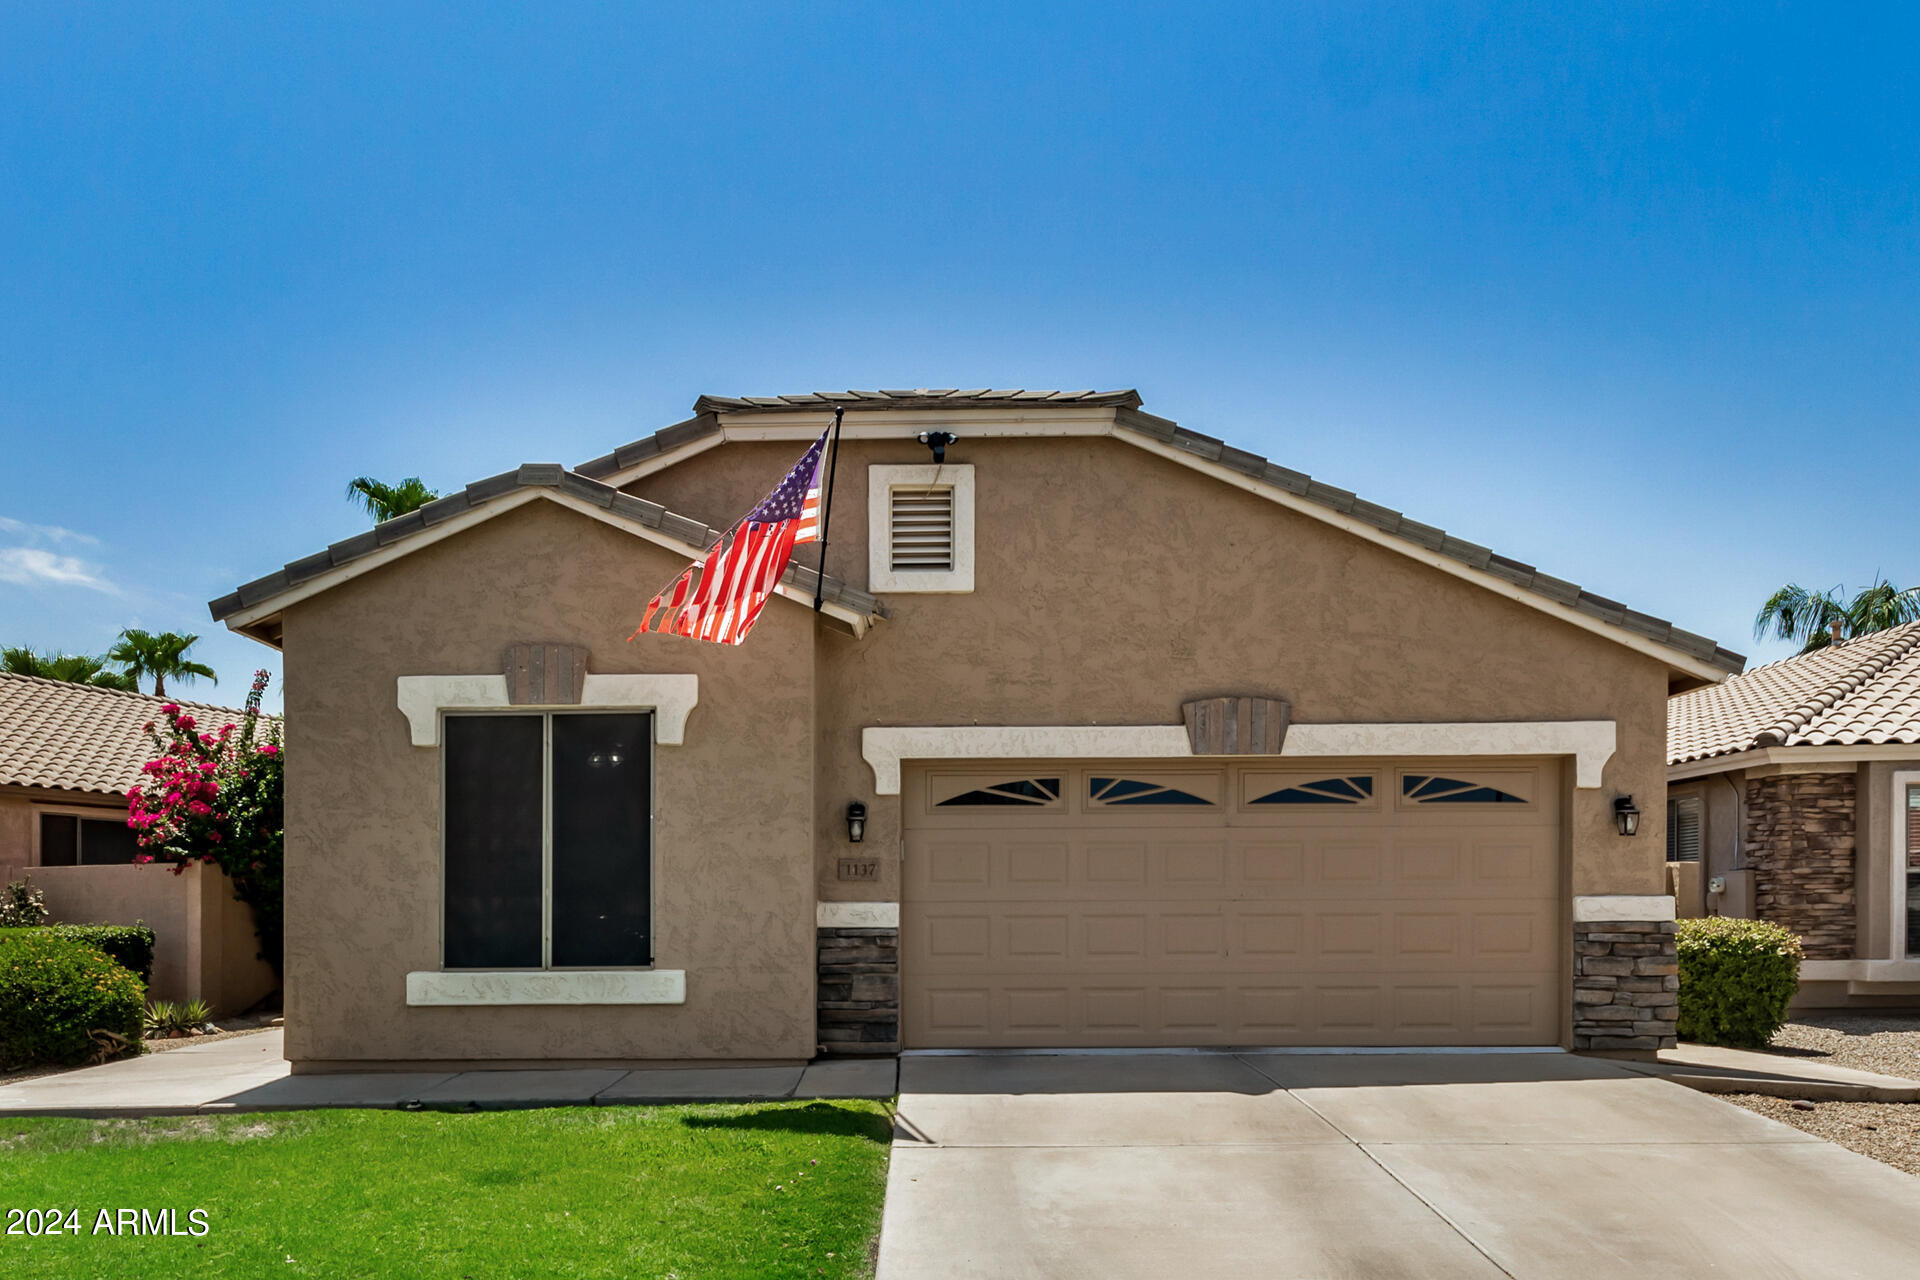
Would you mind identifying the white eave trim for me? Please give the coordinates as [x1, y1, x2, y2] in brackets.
[397, 673, 699, 747]
[596, 409, 1731, 682]
[216, 488, 874, 638]
[1668, 743, 1920, 781]
[860, 720, 1617, 794]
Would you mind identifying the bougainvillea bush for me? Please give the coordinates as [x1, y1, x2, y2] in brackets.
[128, 669, 284, 975]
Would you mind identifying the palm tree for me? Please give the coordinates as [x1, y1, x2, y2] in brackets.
[1755, 579, 1920, 654]
[1, 646, 139, 691]
[346, 476, 439, 524]
[105, 629, 217, 697]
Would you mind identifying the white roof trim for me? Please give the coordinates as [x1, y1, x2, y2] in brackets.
[1667, 743, 1920, 781]
[605, 411, 1728, 682]
[216, 488, 873, 638]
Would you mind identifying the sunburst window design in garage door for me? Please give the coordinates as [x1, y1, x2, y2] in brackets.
[1088, 776, 1213, 806]
[1249, 776, 1375, 804]
[1403, 774, 1527, 804]
[936, 778, 1061, 806]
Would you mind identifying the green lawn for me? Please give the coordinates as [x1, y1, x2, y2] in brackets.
[0, 1101, 892, 1279]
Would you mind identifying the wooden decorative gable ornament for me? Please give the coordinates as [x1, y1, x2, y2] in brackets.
[1181, 695, 1291, 755]
[504, 642, 589, 706]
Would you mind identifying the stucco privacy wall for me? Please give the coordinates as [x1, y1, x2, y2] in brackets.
[627, 433, 1673, 906]
[279, 501, 816, 1068]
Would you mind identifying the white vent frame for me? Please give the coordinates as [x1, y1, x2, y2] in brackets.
[868, 463, 975, 593]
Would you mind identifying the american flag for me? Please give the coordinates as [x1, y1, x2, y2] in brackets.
[631, 428, 831, 645]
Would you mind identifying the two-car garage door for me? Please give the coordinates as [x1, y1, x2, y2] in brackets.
[900, 758, 1563, 1048]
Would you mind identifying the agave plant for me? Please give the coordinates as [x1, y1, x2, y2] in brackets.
[142, 999, 213, 1037]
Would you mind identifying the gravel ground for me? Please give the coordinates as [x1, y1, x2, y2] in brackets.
[1716, 1016, 1920, 1178]
[1764, 1014, 1920, 1082]
[1724, 1094, 1920, 1176]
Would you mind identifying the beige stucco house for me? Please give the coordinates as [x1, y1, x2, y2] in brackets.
[1668, 622, 1920, 1008]
[211, 388, 1744, 1072]
[0, 673, 279, 1014]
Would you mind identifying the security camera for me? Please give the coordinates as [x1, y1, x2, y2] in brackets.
[917, 430, 958, 463]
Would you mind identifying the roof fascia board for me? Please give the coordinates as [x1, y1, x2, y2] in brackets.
[215, 489, 872, 641]
[594, 408, 1121, 487]
[1667, 743, 1920, 781]
[1115, 432, 1733, 684]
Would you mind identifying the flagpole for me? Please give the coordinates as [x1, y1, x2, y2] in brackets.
[812, 405, 845, 612]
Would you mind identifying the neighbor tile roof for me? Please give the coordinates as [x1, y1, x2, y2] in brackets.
[207, 464, 886, 629]
[0, 674, 246, 797]
[574, 390, 1745, 675]
[1668, 622, 1920, 765]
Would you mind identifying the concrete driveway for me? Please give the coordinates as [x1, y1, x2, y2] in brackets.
[877, 1050, 1920, 1279]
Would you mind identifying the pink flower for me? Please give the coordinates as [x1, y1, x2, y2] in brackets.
[160, 702, 179, 714]
[259, 744, 279, 756]
[177, 715, 196, 730]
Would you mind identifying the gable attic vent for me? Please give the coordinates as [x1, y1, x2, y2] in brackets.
[889, 486, 955, 572]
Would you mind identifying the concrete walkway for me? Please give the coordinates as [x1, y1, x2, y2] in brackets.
[0, 1031, 897, 1116]
[1614, 1042, 1920, 1102]
[878, 1050, 1920, 1279]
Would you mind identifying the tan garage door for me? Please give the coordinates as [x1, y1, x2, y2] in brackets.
[901, 758, 1563, 1048]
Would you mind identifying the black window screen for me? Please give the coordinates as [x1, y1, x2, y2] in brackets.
[550, 714, 652, 966]
[443, 715, 545, 968]
[39, 814, 78, 866]
[81, 818, 141, 865]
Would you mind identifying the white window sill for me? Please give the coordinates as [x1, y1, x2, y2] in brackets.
[406, 969, 686, 1006]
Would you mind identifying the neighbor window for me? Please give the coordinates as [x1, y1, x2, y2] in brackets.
[867, 464, 975, 593]
[442, 712, 652, 970]
[1667, 796, 1703, 864]
[37, 812, 142, 866]
[1907, 783, 1920, 957]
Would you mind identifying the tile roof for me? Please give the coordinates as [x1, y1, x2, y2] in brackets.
[0, 674, 247, 797]
[1668, 622, 1920, 765]
[574, 391, 1745, 676]
[207, 464, 887, 632]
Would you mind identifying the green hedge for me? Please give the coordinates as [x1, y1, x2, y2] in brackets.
[0, 924, 155, 985]
[0, 932, 145, 1067]
[1675, 917, 1803, 1048]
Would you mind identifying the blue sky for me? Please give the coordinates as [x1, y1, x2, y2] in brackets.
[3, 3, 1916, 712]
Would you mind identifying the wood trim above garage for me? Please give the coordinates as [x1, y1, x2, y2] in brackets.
[861, 720, 1617, 793]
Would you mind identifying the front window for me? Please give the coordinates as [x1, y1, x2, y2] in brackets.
[1907, 783, 1920, 957]
[442, 712, 652, 970]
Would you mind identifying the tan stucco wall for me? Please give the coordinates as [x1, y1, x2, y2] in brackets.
[631, 435, 1673, 906]
[0, 794, 32, 865]
[277, 500, 817, 1067]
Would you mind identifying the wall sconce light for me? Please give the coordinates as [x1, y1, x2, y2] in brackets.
[1613, 795, 1641, 837]
[846, 801, 867, 844]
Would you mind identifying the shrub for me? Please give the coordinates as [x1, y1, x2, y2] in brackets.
[0, 877, 47, 927]
[0, 932, 145, 1068]
[52, 925, 155, 985]
[1675, 917, 1803, 1048]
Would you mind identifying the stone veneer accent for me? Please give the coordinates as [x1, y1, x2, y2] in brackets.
[816, 927, 900, 1055]
[1572, 920, 1678, 1052]
[1746, 772, 1856, 959]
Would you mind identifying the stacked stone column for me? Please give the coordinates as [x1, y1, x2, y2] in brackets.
[1572, 919, 1678, 1051]
[816, 927, 900, 1055]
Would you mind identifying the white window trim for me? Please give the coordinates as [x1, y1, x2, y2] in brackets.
[868, 463, 975, 593]
[1893, 769, 1920, 961]
[397, 673, 698, 747]
[30, 803, 141, 868]
[406, 969, 685, 1006]
[859, 720, 1617, 794]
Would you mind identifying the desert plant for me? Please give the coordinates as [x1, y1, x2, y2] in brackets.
[1675, 917, 1804, 1048]
[0, 877, 47, 927]
[143, 998, 210, 1036]
[105, 628, 216, 697]
[128, 669, 284, 975]
[0, 932, 145, 1067]
[0, 924, 157, 985]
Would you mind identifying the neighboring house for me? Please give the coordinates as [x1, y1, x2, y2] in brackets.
[0, 673, 278, 1014]
[1668, 621, 1920, 1008]
[210, 387, 1744, 1071]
